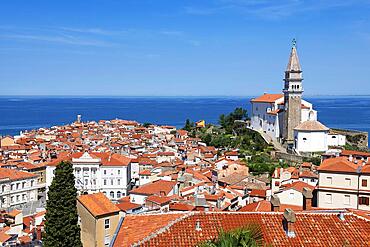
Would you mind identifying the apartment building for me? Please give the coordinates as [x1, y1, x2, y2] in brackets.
[317, 156, 370, 210]
[46, 152, 131, 201]
[0, 168, 38, 208]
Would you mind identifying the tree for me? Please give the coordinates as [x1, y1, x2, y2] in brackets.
[44, 161, 82, 247]
[200, 225, 263, 247]
[183, 119, 195, 131]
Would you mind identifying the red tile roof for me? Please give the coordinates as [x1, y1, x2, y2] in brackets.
[112, 211, 370, 247]
[317, 157, 359, 173]
[77, 192, 120, 218]
[251, 94, 283, 103]
[129, 180, 177, 196]
[0, 168, 37, 181]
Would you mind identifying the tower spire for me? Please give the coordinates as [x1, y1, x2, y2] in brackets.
[286, 39, 301, 72]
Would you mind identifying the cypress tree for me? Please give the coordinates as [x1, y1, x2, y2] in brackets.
[44, 161, 82, 247]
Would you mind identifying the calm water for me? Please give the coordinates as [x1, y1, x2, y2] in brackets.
[0, 96, 369, 140]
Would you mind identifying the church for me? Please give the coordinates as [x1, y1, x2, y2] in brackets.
[250, 41, 345, 154]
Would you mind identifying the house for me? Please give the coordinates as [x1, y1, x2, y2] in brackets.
[129, 180, 177, 205]
[77, 192, 122, 247]
[0, 168, 39, 208]
[274, 181, 315, 207]
[317, 156, 370, 210]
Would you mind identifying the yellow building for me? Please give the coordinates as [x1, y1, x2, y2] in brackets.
[77, 193, 122, 247]
[196, 120, 205, 128]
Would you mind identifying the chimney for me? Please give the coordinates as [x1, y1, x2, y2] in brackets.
[338, 211, 345, 221]
[195, 219, 202, 231]
[302, 187, 313, 210]
[270, 194, 281, 212]
[349, 155, 353, 162]
[283, 208, 296, 238]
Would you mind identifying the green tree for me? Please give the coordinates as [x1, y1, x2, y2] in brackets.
[44, 161, 82, 247]
[200, 225, 263, 247]
[183, 118, 195, 131]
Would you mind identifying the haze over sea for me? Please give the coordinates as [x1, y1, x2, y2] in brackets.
[0, 96, 369, 142]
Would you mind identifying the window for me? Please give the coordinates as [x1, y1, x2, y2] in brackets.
[2, 185, 6, 192]
[118, 170, 121, 175]
[104, 179, 107, 186]
[362, 179, 368, 187]
[16, 195, 20, 202]
[345, 178, 351, 186]
[117, 191, 121, 199]
[117, 179, 121, 185]
[303, 137, 307, 141]
[31, 180, 34, 187]
[85, 179, 88, 185]
[359, 197, 370, 206]
[16, 183, 20, 189]
[344, 195, 350, 205]
[11, 184, 14, 190]
[110, 191, 114, 198]
[327, 177, 332, 185]
[22, 194, 26, 201]
[104, 170, 107, 175]
[11, 196, 14, 203]
[104, 219, 110, 229]
[111, 179, 114, 186]
[326, 194, 332, 204]
[22, 182, 26, 188]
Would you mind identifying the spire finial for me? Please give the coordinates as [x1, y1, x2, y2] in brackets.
[292, 38, 297, 48]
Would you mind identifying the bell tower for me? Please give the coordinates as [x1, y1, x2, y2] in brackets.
[283, 39, 303, 143]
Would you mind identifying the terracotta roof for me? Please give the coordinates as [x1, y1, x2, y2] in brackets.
[129, 180, 177, 196]
[317, 157, 359, 173]
[294, 120, 329, 132]
[251, 94, 283, 103]
[239, 200, 303, 212]
[146, 195, 172, 206]
[113, 213, 183, 247]
[280, 181, 315, 193]
[116, 201, 142, 212]
[341, 150, 370, 158]
[0, 168, 37, 181]
[169, 202, 196, 211]
[112, 211, 370, 247]
[78, 192, 120, 217]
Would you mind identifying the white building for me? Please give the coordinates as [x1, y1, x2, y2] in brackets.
[0, 168, 39, 208]
[250, 42, 345, 153]
[317, 156, 370, 210]
[294, 120, 329, 153]
[46, 152, 131, 201]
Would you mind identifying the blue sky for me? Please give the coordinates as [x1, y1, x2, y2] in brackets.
[0, 0, 370, 96]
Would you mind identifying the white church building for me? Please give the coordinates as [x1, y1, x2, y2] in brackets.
[250, 41, 345, 154]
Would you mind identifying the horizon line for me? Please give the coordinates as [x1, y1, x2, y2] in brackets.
[0, 94, 370, 98]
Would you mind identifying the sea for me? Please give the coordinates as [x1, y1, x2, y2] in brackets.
[0, 96, 369, 142]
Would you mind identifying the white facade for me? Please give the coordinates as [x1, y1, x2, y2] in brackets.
[46, 152, 131, 201]
[275, 188, 304, 207]
[317, 171, 370, 210]
[250, 96, 317, 142]
[0, 171, 38, 208]
[327, 134, 346, 147]
[294, 130, 328, 153]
